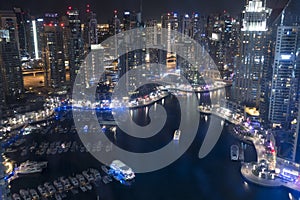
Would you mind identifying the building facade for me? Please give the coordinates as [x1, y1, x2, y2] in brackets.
[234, 0, 271, 107]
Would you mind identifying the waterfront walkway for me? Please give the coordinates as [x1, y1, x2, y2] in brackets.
[199, 102, 300, 192]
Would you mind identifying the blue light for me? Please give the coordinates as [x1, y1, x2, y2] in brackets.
[281, 54, 292, 60]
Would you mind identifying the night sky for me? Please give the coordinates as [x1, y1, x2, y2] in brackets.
[0, 0, 289, 23]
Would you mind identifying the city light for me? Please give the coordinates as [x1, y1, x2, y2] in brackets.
[0, 0, 300, 199]
[280, 54, 292, 60]
[32, 20, 39, 59]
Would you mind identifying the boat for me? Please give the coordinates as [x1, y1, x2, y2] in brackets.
[69, 176, 79, 187]
[102, 175, 112, 184]
[86, 183, 92, 190]
[12, 193, 21, 200]
[79, 185, 87, 192]
[19, 189, 31, 200]
[90, 168, 101, 180]
[44, 182, 56, 195]
[53, 180, 63, 191]
[29, 189, 39, 200]
[230, 145, 239, 161]
[173, 129, 181, 141]
[15, 160, 47, 175]
[37, 185, 48, 198]
[82, 170, 94, 182]
[5, 147, 17, 153]
[55, 193, 62, 200]
[109, 160, 135, 183]
[75, 174, 86, 184]
[101, 165, 110, 175]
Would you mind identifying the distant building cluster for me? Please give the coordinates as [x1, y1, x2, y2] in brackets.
[0, 0, 300, 162]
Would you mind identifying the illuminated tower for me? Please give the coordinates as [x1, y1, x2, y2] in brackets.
[67, 7, 84, 87]
[161, 12, 179, 54]
[0, 11, 24, 100]
[31, 18, 44, 59]
[118, 11, 146, 96]
[88, 11, 98, 45]
[234, 0, 271, 107]
[267, 0, 300, 162]
[13, 7, 32, 60]
[42, 13, 66, 88]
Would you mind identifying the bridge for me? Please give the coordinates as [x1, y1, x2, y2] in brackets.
[22, 69, 44, 76]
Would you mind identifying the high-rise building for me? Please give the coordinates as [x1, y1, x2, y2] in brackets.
[97, 23, 110, 43]
[87, 11, 98, 45]
[0, 31, 6, 106]
[117, 11, 146, 96]
[123, 11, 139, 31]
[118, 37, 146, 95]
[0, 41, 24, 98]
[145, 20, 166, 77]
[67, 8, 84, 87]
[191, 13, 203, 38]
[82, 44, 104, 88]
[60, 15, 71, 74]
[0, 11, 24, 101]
[161, 12, 179, 55]
[234, 0, 271, 107]
[266, 0, 300, 162]
[269, 0, 300, 129]
[0, 10, 19, 45]
[179, 14, 192, 37]
[268, 27, 300, 128]
[109, 10, 121, 36]
[42, 13, 66, 88]
[206, 12, 240, 79]
[31, 18, 44, 60]
[296, 98, 300, 163]
[13, 7, 32, 60]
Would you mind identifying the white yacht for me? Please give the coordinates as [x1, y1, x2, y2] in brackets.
[173, 129, 181, 141]
[109, 160, 135, 182]
[15, 160, 47, 175]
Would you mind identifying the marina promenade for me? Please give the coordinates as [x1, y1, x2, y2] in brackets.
[199, 103, 300, 192]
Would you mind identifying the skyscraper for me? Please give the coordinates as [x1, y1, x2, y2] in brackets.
[0, 11, 24, 101]
[42, 13, 66, 88]
[0, 10, 19, 45]
[13, 7, 32, 60]
[267, 0, 300, 162]
[234, 0, 271, 107]
[31, 18, 44, 60]
[145, 20, 166, 77]
[87, 11, 98, 45]
[161, 12, 179, 55]
[268, 0, 300, 129]
[117, 11, 146, 96]
[206, 12, 240, 79]
[68, 8, 84, 87]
